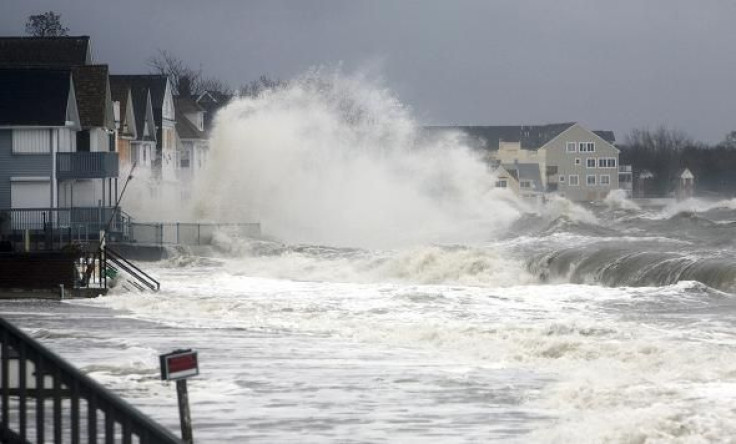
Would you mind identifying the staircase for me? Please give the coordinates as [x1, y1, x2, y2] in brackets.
[104, 247, 160, 292]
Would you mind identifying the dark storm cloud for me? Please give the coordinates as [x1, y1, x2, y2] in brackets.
[2, 0, 734, 143]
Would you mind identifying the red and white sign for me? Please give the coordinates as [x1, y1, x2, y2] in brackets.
[160, 349, 199, 381]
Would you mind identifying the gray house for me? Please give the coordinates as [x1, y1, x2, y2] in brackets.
[429, 123, 620, 202]
[0, 67, 119, 239]
[0, 68, 81, 211]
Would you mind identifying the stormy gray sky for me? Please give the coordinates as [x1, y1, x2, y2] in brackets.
[2, 0, 734, 143]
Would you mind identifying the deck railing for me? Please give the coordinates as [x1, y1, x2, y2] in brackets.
[57, 152, 119, 180]
[0, 207, 131, 248]
[0, 317, 182, 443]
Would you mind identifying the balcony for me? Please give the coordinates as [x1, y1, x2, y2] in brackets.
[56, 152, 119, 180]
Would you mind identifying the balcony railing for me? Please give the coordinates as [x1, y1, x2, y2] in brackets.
[57, 152, 119, 180]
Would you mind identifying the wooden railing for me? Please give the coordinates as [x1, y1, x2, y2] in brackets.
[0, 317, 181, 443]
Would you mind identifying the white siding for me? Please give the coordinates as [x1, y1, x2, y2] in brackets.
[70, 180, 103, 206]
[13, 129, 50, 154]
[90, 128, 110, 152]
[57, 128, 76, 153]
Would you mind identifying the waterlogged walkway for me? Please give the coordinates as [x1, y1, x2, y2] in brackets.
[1, 300, 551, 443]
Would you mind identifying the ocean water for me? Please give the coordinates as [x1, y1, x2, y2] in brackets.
[4, 197, 736, 443]
[5, 72, 736, 442]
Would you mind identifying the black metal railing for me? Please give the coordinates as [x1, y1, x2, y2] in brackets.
[57, 152, 119, 179]
[105, 247, 160, 292]
[0, 207, 131, 251]
[128, 222, 261, 246]
[0, 317, 182, 443]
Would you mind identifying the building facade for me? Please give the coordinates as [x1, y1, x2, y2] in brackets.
[430, 123, 621, 202]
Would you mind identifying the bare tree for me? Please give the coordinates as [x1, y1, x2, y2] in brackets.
[720, 131, 736, 149]
[238, 75, 286, 98]
[147, 49, 202, 96]
[147, 49, 232, 97]
[622, 126, 697, 194]
[25, 11, 69, 37]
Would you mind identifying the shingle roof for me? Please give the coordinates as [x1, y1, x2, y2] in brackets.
[110, 75, 167, 109]
[176, 115, 206, 140]
[71, 65, 111, 129]
[426, 123, 616, 150]
[109, 81, 129, 112]
[0, 68, 72, 126]
[110, 75, 164, 142]
[593, 130, 616, 144]
[0, 36, 90, 66]
[109, 76, 168, 146]
[109, 82, 135, 137]
[175, 96, 206, 139]
[175, 96, 204, 114]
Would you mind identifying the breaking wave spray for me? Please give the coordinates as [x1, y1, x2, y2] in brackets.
[193, 68, 524, 248]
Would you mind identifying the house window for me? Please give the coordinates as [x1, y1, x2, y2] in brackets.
[180, 150, 191, 168]
[559, 175, 565, 182]
[76, 130, 90, 152]
[569, 175, 579, 186]
[600, 158, 617, 168]
[520, 180, 532, 189]
[575, 158, 581, 166]
[600, 174, 611, 186]
[13, 129, 51, 154]
[495, 180, 508, 188]
[579, 142, 595, 152]
[587, 175, 596, 185]
[586, 158, 596, 168]
[566, 142, 577, 153]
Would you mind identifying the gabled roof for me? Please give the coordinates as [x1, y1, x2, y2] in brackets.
[110, 76, 158, 142]
[677, 168, 694, 178]
[71, 65, 113, 130]
[176, 115, 206, 140]
[196, 90, 231, 131]
[109, 81, 129, 113]
[110, 75, 167, 109]
[427, 123, 576, 150]
[0, 36, 91, 66]
[175, 96, 204, 114]
[175, 96, 207, 139]
[110, 82, 136, 138]
[426, 123, 617, 150]
[593, 130, 616, 144]
[0, 68, 73, 126]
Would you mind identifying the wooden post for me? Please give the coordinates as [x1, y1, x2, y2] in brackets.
[161, 349, 198, 442]
[176, 379, 193, 443]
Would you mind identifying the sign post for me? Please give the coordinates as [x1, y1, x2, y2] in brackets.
[160, 349, 199, 443]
